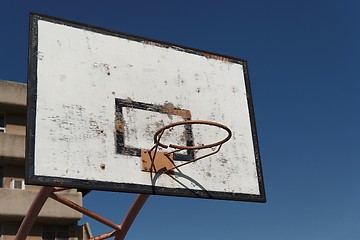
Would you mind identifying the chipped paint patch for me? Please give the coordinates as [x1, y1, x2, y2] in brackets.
[141, 40, 166, 48]
[92, 62, 111, 76]
[163, 102, 191, 119]
[115, 119, 125, 133]
[202, 53, 233, 62]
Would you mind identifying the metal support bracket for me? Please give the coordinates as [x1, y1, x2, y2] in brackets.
[141, 149, 174, 173]
[15, 186, 149, 240]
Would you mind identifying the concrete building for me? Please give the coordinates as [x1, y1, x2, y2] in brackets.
[0, 80, 91, 240]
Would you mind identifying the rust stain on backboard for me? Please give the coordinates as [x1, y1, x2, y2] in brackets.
[163, 102, 191, 119]
[115, 119, 125, 133]
[202, 53, 232, 62]
[141, 40, 233, 64]
[141, 40, 166, 48]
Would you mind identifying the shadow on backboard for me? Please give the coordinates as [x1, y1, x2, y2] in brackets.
[149, 169, 212, 199]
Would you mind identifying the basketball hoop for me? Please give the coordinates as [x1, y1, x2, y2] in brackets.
[141, 120, 232, 173]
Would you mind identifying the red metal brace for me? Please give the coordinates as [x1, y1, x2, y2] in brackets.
[15, 186, 55, 240]
[114, 194, 149, 240]
[15, 186, 149, 240]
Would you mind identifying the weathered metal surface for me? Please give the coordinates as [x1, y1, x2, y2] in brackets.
[27, 13, 265, 202]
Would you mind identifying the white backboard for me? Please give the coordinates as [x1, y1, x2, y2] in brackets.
[26, 13, 265, 202]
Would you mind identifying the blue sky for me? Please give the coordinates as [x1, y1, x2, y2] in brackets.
[1, 1, 360, 239]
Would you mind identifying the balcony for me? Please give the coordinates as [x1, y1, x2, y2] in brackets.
[0, 80, 26, 113]
[0, 133, 25, 165]
[0, 188, 83, 223]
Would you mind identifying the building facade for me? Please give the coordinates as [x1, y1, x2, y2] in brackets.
[0, 80, 91, 240]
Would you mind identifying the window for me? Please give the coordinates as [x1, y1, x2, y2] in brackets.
[43, 225, 69, 240]
[10, 179, 25, 190]
[0, 113, 5, 133]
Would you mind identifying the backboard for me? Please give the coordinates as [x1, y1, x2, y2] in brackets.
[26, 13, 266, 202]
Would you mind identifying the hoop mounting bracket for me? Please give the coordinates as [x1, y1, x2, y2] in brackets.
[141, 149, 174, 173]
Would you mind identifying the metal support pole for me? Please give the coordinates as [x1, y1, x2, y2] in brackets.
[15, 186, 55, 240]
[50, 192, 121, 230]
[114, 194, 150, 240]
[16, 187, 149, 240]
[91, 230, 117, 240]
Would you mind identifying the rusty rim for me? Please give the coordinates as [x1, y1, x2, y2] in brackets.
[153, 120, 232, 150]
